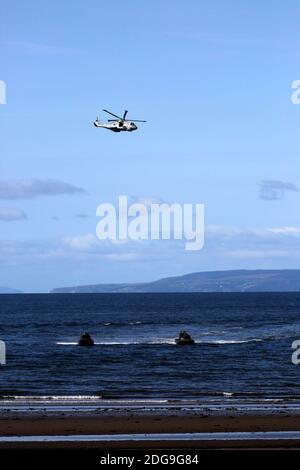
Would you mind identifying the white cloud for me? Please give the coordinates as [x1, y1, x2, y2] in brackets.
[0, 179, 85, 200]
[106, 253, 141, 261]
[129, 195, 166, 208]
[267, 226, 300, 235]
[259, 180, 299, 201]
[2, 224, 300, 268]
[75, 213, 89, 219]
[227, 249, 289, 259]
[63, 234, 98, 250]
[0, 207, 27, 222]
[204, 225, 300, 260]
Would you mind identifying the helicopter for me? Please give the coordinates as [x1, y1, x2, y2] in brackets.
[94, 109, 146, 132]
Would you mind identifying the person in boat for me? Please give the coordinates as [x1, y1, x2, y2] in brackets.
[176, 330, 194, 344]
[78, 333, 94, 346]
[179, 330, 191, 340]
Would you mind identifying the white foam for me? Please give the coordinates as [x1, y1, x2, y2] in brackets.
[56, 342, 78, 345]
[56, 338, 262, 346]
[203, 339, 262, 344]
[56, 340, 175, 346]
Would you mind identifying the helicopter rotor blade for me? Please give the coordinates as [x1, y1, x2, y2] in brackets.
[103, 109, 123, 120]
[123, 110, 128, 120]
[130, 119, 147, 122]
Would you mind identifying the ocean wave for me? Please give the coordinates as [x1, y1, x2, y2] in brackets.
[56, 341, 149, 345]
[102, 321, 144, 327]
[56, 342, 78, 345]
[203, 339, 262, 344]
[57, 341, 174, 345]
[56, 338, 262, 346]
[0, 395, 102, 401]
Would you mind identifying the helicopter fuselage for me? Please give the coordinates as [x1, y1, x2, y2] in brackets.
[94, 120, 137, 132]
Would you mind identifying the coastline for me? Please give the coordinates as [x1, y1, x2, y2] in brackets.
[1, 415, 300, 449]
[2, 399, 300, 449]
[2, 414, 300, 436]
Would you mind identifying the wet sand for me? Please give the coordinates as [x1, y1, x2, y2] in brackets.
[2, 414, 300, 436]
[1, 415, 300, 448]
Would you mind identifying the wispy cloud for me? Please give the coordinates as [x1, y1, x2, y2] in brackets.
[267, 227, 300, 235]
[259, 180, 299, 200]
[75, 213, 90, 219]
[0, 233, 172, 267]
[1, 40, 76, 55]
[129, 195, 167, 208]
[3, 224, 300, 268]
[64, 234, 98, 251]
[163, 30, 300, 53]
[0, 207, 27, 222]
[0, 179, 85, 200]
[206, 225, 300, 260]
[227, 249, 289, 259]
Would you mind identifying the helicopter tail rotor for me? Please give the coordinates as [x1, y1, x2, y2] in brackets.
[94, 116, 102, 127]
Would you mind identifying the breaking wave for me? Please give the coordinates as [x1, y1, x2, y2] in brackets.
[56, 338, 262, 346]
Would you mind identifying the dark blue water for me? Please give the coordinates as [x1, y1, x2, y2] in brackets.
[0, 293, 300, 399]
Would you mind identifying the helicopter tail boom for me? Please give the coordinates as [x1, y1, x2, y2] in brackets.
[93, 117, 103, 127]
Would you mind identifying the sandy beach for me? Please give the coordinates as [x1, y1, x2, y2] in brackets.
[1, 414, 300, 449]
[2, 414, 300, 436]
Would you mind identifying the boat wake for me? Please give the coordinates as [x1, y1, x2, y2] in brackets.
[56, 338, 262, 346]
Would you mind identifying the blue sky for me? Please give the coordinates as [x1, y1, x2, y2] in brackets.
[1, 0, 300, 292]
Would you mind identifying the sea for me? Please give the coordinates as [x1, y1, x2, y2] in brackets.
[0, 292, 300, 408]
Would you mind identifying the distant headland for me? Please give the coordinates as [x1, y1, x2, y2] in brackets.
[0, 286, 22, 294]
[50, 269, 300, 293]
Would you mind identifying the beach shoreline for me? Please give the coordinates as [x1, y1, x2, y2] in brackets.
[1, 414, 300, 449]
[2, 414, 300, 436]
